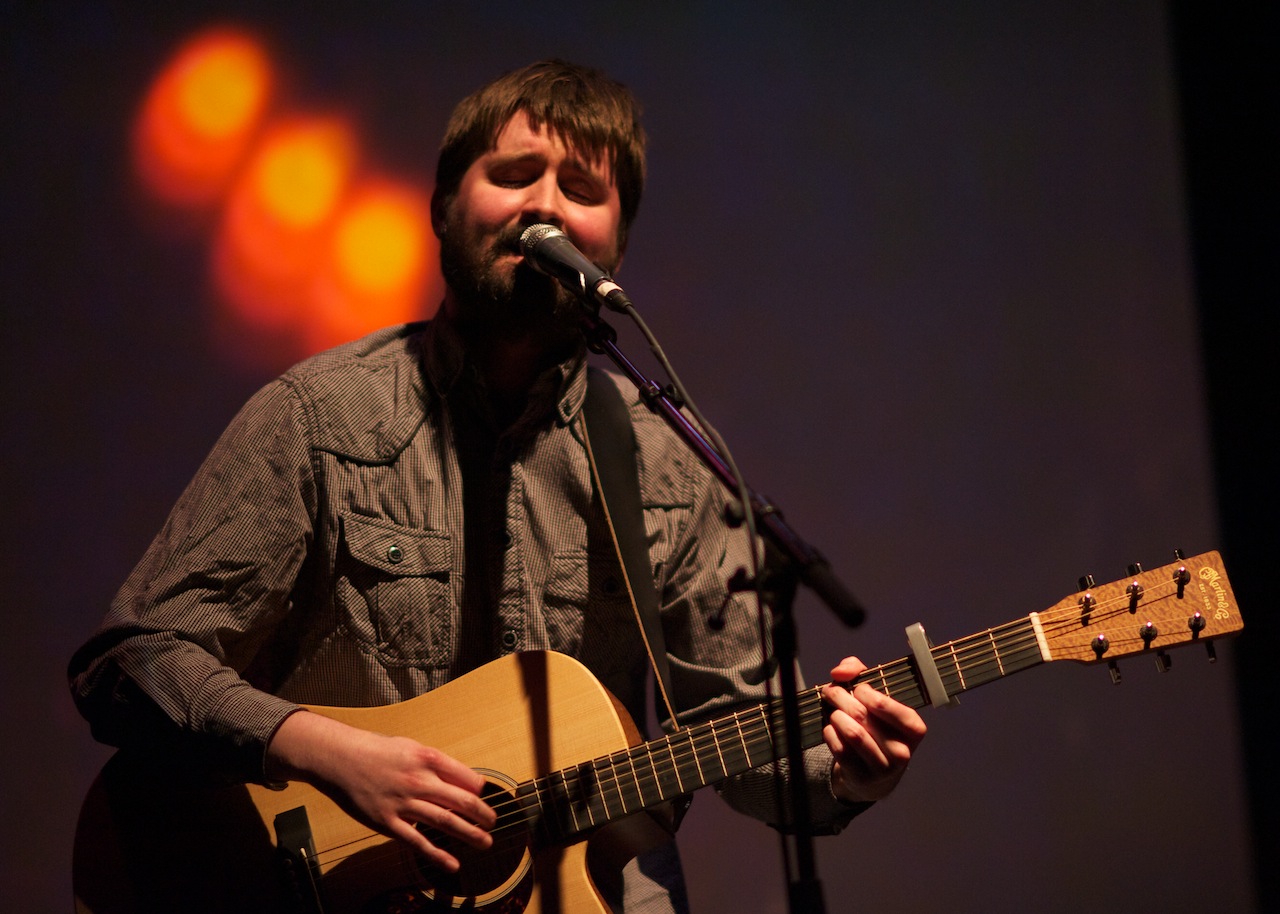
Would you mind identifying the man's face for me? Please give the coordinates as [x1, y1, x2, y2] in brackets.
[437, 110, 624, 340]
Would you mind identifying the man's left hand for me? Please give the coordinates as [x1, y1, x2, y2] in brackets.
[820, 656, 928, 804]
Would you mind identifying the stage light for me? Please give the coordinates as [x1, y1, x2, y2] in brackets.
[307, 180, 441, 351]
[251, 119, 352, 229]
[133, 25, 445, 365]
[213, 117, 357, 332]
[133, 28, 271, 209]
[333, 182, 430, 296]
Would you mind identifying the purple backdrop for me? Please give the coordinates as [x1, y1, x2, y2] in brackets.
[2, 3, 1254, 912]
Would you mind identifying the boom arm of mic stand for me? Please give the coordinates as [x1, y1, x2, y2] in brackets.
[574, 308, 866, 630]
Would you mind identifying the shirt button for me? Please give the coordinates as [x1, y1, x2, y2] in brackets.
[602, 575, 622, 596]
[500, 629, 518, 650]
[386, 545, 404, 564]
[495, 529, 512, 549]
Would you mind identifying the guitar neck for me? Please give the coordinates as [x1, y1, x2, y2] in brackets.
[869, 614, 1048, 711]
[518, 550, 1243, 844]
[518, 616, 1044, 845]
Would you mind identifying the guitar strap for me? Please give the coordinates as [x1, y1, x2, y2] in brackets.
[581, 367, 682, 732]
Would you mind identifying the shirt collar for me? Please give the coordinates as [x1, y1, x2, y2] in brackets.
[422, 312, 589, 428]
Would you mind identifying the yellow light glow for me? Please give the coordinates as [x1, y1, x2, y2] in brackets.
[133, 29, 271, 208]
[250, 120, 354, 229]
[174, 36, 270, 140]
[334, 186, 428, 295]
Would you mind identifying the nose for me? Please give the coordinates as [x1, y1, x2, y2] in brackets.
[520, 174, 566, 228]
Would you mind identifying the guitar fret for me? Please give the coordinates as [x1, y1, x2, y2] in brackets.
[568, 767, 594, 828]
[934, 619, 1044, 699]
[729, 711, 750, 770]
[594, 757, 621, 819]
[517, 780, 550, 844]
[616, 750, 638, 815]
[946, 642, 967, 691]
[666, 735, 685, 794]
[545, 770, 567, 835]
[622, 744, 656, 807]
[759, 703, 783, 758]
[641, 746, 666, 802]
[682, 729, 706, 786]
[706, 721, 727, 773]
[988, 630, 1006, 676]
[708, 720, 729, 779]
[539, 770, 578, 840]
[649, 737, 677, 800]
[714, 714, 751, 776]
[874, 659, 926, 710]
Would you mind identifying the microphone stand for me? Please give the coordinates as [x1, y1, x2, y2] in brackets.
[570, 303, 865, 914]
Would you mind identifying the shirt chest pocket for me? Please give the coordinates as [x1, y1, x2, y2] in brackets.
[336, 512, 454, 667]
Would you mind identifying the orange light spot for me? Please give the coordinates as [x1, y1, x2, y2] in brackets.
[175, 38, 268, 139]
[305, 180, 441, 351]
[251, 122, 352, 228]
[212, 117, 357, 332]
[334, 184, 429, 295]
[133, 28, 271, 208]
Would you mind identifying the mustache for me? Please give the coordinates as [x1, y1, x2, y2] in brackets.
[497, 225, 528, 257]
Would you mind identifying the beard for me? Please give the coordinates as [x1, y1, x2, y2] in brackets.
[438, 210, 616, 356]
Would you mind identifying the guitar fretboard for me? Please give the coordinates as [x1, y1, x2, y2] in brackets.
[507, 615, 1045, 843]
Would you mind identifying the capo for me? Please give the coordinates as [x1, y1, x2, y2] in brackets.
[905, 623, 958, 708]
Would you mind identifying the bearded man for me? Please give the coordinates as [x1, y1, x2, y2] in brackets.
[70, 59, 925, 913]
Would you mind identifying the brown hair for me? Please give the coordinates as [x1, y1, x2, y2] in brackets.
[433, 59, 647, 248]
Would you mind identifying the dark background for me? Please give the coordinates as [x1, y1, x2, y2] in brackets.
[3, 3, 1272, 912]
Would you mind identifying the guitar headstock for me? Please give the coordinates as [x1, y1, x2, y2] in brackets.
[1035, 550, 1242, 667]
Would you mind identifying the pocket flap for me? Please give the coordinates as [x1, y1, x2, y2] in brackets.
[341, 513, 451, 576]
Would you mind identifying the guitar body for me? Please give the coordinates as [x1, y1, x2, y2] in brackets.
[73, 651, 648, 914]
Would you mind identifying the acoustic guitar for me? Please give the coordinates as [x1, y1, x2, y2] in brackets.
[72, 550, 1242, 913]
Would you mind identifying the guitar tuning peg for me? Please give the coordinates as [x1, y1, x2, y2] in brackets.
[1126, 577, 1144, 613]
[1155, 650, 1172, 673]
[1107, 659, 1122, 685]
[1187, 612, 1216, 661]
[1173, 548, 1186, 560]
[1079, 575, 1098, 625]
[1126, 562, 1143, 576]
[1174, 564, 1191, 598]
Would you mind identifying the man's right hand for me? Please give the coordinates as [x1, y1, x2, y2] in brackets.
[266, 710, 497, 872]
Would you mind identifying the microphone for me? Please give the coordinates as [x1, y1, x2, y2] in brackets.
[518, 224, 634, 313]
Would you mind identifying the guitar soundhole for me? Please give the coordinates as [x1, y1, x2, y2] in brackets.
[412, 776, 532, 909]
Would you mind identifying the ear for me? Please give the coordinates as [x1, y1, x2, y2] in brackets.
[430, 188, 448, 239]
[613, 226, 627, 273]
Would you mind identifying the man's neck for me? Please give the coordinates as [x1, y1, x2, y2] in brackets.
[471, 335, 549, 398]
[440, 295, 575, 398]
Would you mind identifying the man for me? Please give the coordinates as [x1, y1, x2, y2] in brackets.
[70, 59, 925, 912]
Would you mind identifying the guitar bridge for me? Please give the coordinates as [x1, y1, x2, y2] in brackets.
[275, 805, 326, 913]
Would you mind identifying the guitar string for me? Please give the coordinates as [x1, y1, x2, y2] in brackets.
[889, 574, 1196, 699]
[303, 567, 1207, 880]
[309, 571, 1196, 881]
[304, 689, 830, 876]
[307, 571, 1197, 875]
